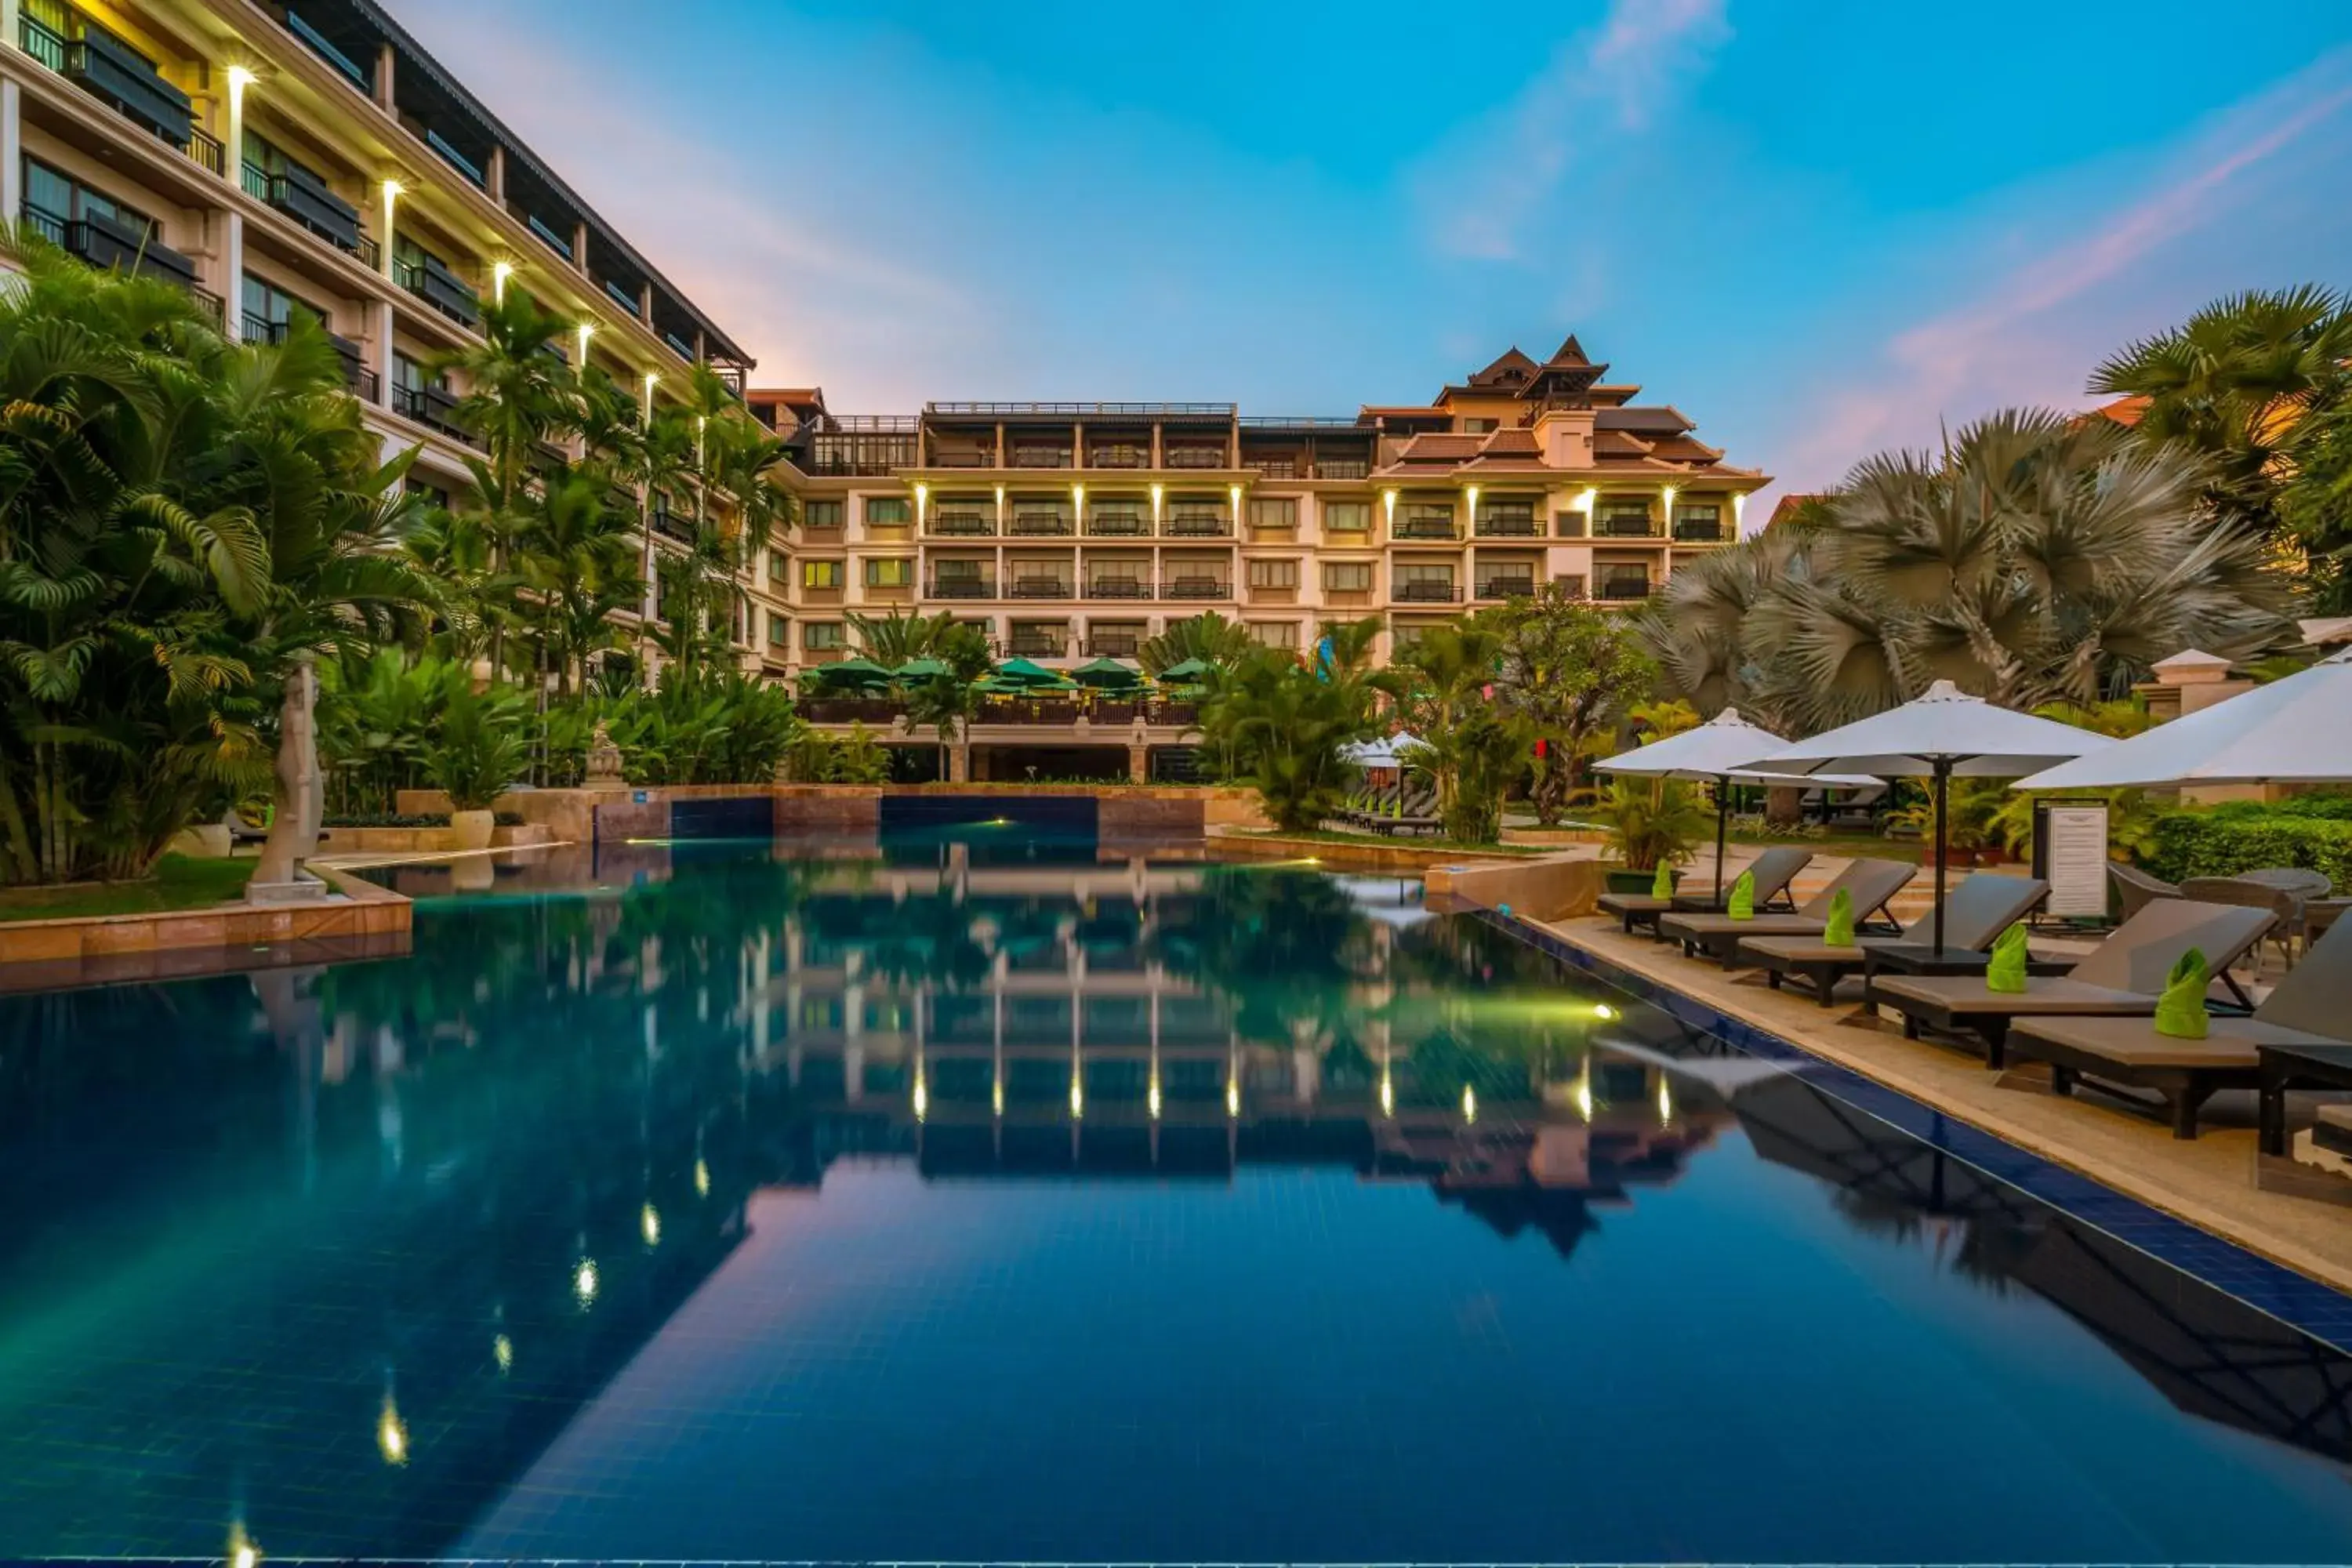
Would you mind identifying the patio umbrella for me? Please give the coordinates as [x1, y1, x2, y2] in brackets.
[1594, 709, 1878, 909]
[1072, 656, 1145, 689]
[810, 655, 892, 689]
[894, 657, 952, 681]
[995, 657, 1074, 688]
[1157, 657, 1212, 682]
[1746, 681, 2107, 954]
[2013, 649, 2352, 789]
[1340, 730, 1422, 768]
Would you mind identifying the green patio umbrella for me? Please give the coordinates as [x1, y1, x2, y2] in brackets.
[1073, 656, 1145, 689]
[1157, 657, 1211, 681]
[995, 657, 1074, 688]
[810, 655, 893, 688]
[894, 657, 952, 681]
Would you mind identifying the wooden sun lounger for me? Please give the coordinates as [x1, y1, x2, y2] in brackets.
[1867, 899, 2274, 1068]
[1738, 873, 2051, 1008]
[2005, 913, 2352, 1138]
[1657, 858, 1918, 970]
[1596, 847, 1811, 936]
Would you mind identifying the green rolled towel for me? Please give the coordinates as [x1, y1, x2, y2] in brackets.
[1650, 862, 1674, 900]
[1984, 924, 2029, 993]
[1727, 869, 1756, 921]
[1822, 887, 1855, 947]
[2153, 947, 2210, 1040]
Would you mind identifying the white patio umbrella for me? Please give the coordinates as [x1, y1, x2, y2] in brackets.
[1594, 708, 1878, 909]
[1745, 681, 2109, 954]
[2013, 650, 2352, 790]
[1341, 731, 1422, 769]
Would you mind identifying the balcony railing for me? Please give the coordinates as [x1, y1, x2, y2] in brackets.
[1163, 576, 1230, 599]
[1085, 513, 1151, 537]
[1475, 576, 1536, 600]
[394, 253, 481, 328]
[1086, 578, 1152, 600]
[244, 160, 368, 258]
[1085, 636, 1143, 659]
[1011, 448, 1072, 469]
[1246, 458, 1298, 478]
[1087, 447, 1151, 468]
[928, 513, 994, 537]
[1163, 513, 1231, 538]
[1394, 580, 1461, 603]
[1396, 511, 1460, 540]
[1007, 512, 1074, 537]
[392, 382, 479, 447]
[1005, 636, 1069, 659]
[45, 206, 198, 290]
[1597, 576, 1653, 601]
[928, 579, 995, 599]
[426, 128, 487, 189]
[185, 128, 223, 176]
[1673, 520, 1730, 543]
[1595, 513, 1661, 539]
[1474, 513, 1541, 538]
[1009, 578, 1074, 600]
[525, 212, 575, 261]
[930, 401, 1235, 416]
[1314, 459, 1370, 480]
[1164, 446, 1227, 470]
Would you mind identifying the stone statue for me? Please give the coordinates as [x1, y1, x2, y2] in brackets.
[586, 721, 626, 789]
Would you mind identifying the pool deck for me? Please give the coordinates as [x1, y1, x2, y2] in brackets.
[1526, 911, 2352, 1301]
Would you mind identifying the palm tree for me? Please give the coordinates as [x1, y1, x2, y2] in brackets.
[520, 466, 642, 699]
[1138, 610, 1254, 676]
[1640, 408, 2299, 734]
[1394, 619, 1530, 844]
[1196, 617, 1386, 831]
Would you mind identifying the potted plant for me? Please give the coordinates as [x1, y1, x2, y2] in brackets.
[428, 688, 530, 851]
[1592, 779, 1711, 894]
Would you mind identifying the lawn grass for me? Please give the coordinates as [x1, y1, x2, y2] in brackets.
[1243, 826, 1549, 857]
[0, 855, 258, 922]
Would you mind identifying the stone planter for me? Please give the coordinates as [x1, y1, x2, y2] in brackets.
[1603, 866, 1677, 895]
[451, 809, 496, 851]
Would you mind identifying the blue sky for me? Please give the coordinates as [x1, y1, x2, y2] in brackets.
[397, 0, 2352, 501]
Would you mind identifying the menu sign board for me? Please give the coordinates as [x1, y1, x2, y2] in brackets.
[2034, 802, 2111, 919]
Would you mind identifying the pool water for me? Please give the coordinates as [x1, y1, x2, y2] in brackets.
[2, 834, 2350, 1563]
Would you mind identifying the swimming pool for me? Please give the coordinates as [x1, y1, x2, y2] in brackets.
[2, 834, 2349, 1563]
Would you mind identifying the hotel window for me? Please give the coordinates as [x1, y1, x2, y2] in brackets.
[804, 621, 846, 652]
[864, 557, 913, 587]
[1247, 497, 1297, 530]
[1322, 500, 1371, 534]
[1555, 507, 1588, 539]
[1323, 561, 1374, 593]
[1463, 418, 1499, 434]
[864, 495, 910, 527]
[768, 549, 789, 584]
[241, 274, 331, 340]
[801, 559, 844, 590]
[768, 611, 790, 648]
[1246, 558, 1298, 590]
[804, 499, 845, 529]
[1595, 498, 1657, 537]
[20, 158, 155, 249]
[1249, 621, 1301, 649]
[1673, 502, 1725, 541]
[1396, 563, 1457, 601]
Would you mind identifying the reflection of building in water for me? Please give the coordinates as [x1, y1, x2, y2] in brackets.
[1734, 1073, 2352, 1467]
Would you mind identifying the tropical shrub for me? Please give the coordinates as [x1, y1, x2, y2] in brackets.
[547, 668, 802, 786]
[1195, 619, 1386, 832]
[1392, 621, 1530, 845]
[427, 683, 533, 811]
[1592, 779, 1713, 872]
[1486, 586, 1658, 824]
[786, 724, 891, 784]
[2141, 809, 2352, 889]
[1139, 611, 1254, 676]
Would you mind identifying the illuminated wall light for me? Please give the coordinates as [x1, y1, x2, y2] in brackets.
[1661, 483, 1678, 525]
[572, 1257, 600, 1306]
[1465, 484, 1480, 522]
[575, 321, 596, 365]
[1575, 486, 1598, 514]
[693, 1157, 710, 1197]
[640, 1203, 661, 1248]
[376, 1398, 409, 1466]
[1228, 482, 1242, 521]
[491, 260, 514, 303]
[492, 1334, 514, 1374]
[642, 370, 660, 423]
[914, 481, 929, 528]
[1732, 491, 1748, 535]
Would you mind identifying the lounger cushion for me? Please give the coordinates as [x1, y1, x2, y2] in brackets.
[1868, 974, 2154, 1018]
[1661, 913, 1826, 942]
[1597, 894, 1670, 916]
[2005, 1014, 2332, 1071]
[1736, 935, 1889, 964]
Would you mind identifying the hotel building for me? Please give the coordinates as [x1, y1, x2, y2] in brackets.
[750, 337, 1769, 677]
[0, 0, 768, 641]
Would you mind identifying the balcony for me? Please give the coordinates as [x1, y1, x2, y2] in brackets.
[1314, 459, 1370, 480]
[396, 255, 481, 328]
[649, 501, 693, 544]
[54, 207, 197, 290]
[928, 578, 995, 599]
[1474, 511, 1541, 538]
[1006, 511, 1075, 538]
[1475, 575, 1536, 601]
[1597, 575, 1653, 601]
[1087, 446, 1151, 469]
[927, 447, 996, 468]
[1673, 518, 1731, 543]
[524, 212, 575, 262]
[928, 512, 994, 537]
[244, 161, 365, 256]
[57, 20, 194, 146]
[601, 277, 643, 318]
[1084, 512, 1151, 538]
[1395, 511, 1460, 541]
[1009, 577, 1074, 600]
[1247, 457, 1298, 479]
[1163, 511, 1231, 539]
[393, 382, 477, 446]
[1594, 511, 1661, 539]
[1164, 445, 1227, 470]
[1394, 579, 1460, 604]
[800, 698, 906, 725]
[1085, 577, 1152, 600]
[426, 129, 486, 189]
[1006, 633, 1069, 659]
[1085, 635, 1142, 659]
[1011, 447, 1072, 469]
[1163, 575, 1230, 600]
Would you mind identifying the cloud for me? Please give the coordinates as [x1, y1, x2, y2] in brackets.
[1411, 0, 1730, 262]
[1775, 48, 2352, 491]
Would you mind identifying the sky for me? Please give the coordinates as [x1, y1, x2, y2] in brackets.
[393, 0, 2352, 504]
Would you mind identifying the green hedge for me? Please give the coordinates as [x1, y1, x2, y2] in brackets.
[2143, 811, 2352, 888]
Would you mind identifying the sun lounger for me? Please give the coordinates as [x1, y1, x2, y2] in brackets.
[2004, 913, 2352, 1138]
[1596, 847, 1811, 936]
[1867, 898, 2274, 1069]
[1656, 858, 1917, 970]
[1737, 873, 2052, 1008]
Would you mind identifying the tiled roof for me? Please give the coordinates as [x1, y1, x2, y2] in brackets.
[1396, 433, 1486, 461]
[1596, 405, 1694, 434]
[1644, 434, 1726, 463]
[1479, 427, 1542, 456]
[1593, 428, 1655, 456]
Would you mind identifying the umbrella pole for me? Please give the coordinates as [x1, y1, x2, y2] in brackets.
[1712, 778, 1729, 910]
[1931, 759, 1951, 956]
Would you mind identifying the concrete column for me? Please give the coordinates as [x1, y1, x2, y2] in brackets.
[372, 298, 393, 406]
[0, 0, 19, 54]
[376, 181, 397, 278]
[637, 280, 652, 322]
[221, 209, 244, 339]
[485, 144, 505, 202]
[1127, 743, 1147, 784]
[373, 43, 396, 112]
[225, 71, 247, 187]
[949, 742, 970, 783]
[0, 78, 19, 227]
[571, 219, 590, 273]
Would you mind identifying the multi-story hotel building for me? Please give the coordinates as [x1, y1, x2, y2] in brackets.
[749, 338, 1768, 677]
[0, 0, 766, 641]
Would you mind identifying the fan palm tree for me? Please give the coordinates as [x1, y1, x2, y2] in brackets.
[1138, 610, 1254, 676]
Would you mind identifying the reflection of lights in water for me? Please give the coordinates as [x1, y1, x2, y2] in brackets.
[1461, 1084, 1477, 1123]
[1657, 1076, 1673, 1125]
[377, 1398, 408, 1465]
[992, 1078, 1004, 1116]
[1225, 1078, 1240, 1118]
[493, 1334, 514, 1374]
[1593, 1003, 1617, 1021]
[640, 1203, 661, 1247]
[1148, 1078, 1162, 1119]
[694, 1158, 710, 1197]
[228, 1523, 259, 1568]
[573, 1258, 599, 1306]
[987, 817, 1011, 827]
[912, 1076, 928, 1122]
[1378, 1071, 1395, 1117]
[1069, 1076, 1084, 1118]
[1573, 1073, 1594, 1122]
